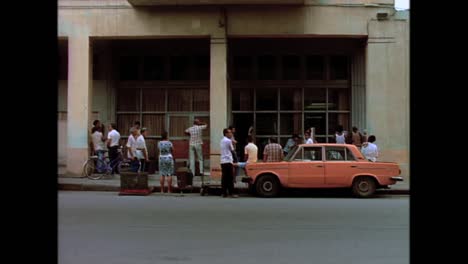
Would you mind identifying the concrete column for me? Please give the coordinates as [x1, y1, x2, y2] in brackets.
[209, 37, 228, 179]
[66, 36, 93, 176]
[366, 27, 409, 180]
[351, 48, 366, 130]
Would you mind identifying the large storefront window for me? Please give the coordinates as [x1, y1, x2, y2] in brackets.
[232, 86, 350, 158]
[231, 53, 351, 159]
[116, 87, 209, 159]
[117, 87, 209, 137]
[115, 39, 210, 141]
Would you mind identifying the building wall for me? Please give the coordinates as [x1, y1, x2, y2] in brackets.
[57, 80, 112, 166]
[59, 1, 393, 37]
[366, 12, 409, 180]
[58, 0, 409, 181]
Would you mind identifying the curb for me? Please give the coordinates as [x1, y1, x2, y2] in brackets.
[377, 189, 410, 195]
[58, 183, 409, 195]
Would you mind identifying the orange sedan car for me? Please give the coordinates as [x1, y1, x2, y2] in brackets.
[242, 144, 402, 198]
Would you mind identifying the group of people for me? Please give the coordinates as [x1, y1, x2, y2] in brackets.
[219, 127, 259, 198]
[89, 119, 380, 197]
[282, 125, 379, 162]
[90, 120, 122, 175]
[334, 125, 379, 162]
[89, 118, 209, 194]
[90, 120, 151, 174]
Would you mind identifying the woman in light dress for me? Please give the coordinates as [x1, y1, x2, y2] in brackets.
[158, 131, 174, 193]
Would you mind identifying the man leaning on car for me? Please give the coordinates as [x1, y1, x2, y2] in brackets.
[263, 137, 284, 162]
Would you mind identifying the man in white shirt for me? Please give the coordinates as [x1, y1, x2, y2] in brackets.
[139, 127, 149, 171]
[106, 123, 121, 174]
[91, 126, 107, 173]
[185, 118, 208, 176]
[235, 135, 258, 177]
[361, 135, 379, 162]
[126, 127, 148, 172]
[220, 128, 238, 198]
[304, 132, 314, 144]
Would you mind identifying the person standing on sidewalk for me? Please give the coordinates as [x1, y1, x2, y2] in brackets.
[304, 132, 314, 144]
[91, 126, 107, 173]
[228, 125, 239, 182]
[185, 118, 207, 177]
[139, 127, 149, 172]
[335, 125, 346, 144]
[106, 123, 121, 175]
[158, 131, 174, 194]
[135, 128, 149, 171]
[283, 134, 300, 155]
[126, 127, 147, 172]
[348, 126, 365, 148]
[220, 128, 238, 198]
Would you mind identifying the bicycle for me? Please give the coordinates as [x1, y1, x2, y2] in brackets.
[82, 146, 136, 180]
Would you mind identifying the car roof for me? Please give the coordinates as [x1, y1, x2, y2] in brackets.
[297, 143, 356, 147]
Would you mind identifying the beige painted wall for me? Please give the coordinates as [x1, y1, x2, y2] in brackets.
[57, 80, 112, 166]
[59, 4, 393, 38]
[58, 0, 394, 7]
[366, 15, 409, 180]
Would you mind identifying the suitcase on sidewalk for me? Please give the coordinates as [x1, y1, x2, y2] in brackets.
[176, 167, 193, 192]
[119, 168, 151, 196]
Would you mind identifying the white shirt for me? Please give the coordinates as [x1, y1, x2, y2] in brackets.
[92, 131, 105, 151]
[126, 135, 147, 159]
[306, 138, 314, 144]
[244, 143, 258, 163]
[361, 142, 379, 162]
[220, 136, 234, 164]
[335, 133, 346, 144]
[107, 129, 121, 147]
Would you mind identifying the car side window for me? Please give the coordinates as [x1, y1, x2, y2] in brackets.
[303, 147, 323, 161]
[345, 147, 356, 161]
[293, 148, 304, 161]
[293, 147, 322, 161]
[325, 147, 346, 161]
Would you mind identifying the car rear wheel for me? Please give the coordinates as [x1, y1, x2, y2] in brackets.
[255, 175, 280, 198]
[352, 177, 377, 198]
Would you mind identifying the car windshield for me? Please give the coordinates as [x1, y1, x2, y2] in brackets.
[284, 146, 298, 161]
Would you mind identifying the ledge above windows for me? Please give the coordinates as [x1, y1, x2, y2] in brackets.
[127, 0, 304, 6]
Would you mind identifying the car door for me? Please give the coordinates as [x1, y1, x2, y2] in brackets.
[288, 146, 325, 187]
[324, 146, 358, 186]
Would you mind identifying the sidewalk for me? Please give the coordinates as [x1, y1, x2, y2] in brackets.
[58, 167, 409, 195]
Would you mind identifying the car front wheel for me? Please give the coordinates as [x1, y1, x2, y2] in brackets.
[352, 177, 377, 198]
[255, 175, 280, 198]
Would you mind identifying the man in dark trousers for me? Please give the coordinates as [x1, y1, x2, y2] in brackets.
[106, 123, 121, 175]
[220, 128, 238, 198]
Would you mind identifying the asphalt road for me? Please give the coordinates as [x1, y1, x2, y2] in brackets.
[59, 191, 409, 264]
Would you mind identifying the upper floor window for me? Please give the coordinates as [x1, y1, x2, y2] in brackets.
[330, 56, 348, 80]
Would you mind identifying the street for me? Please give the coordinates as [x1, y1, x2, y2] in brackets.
[59, 191, 409, 264]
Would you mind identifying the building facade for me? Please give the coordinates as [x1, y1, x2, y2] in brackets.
[58, 0, 410, 181]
